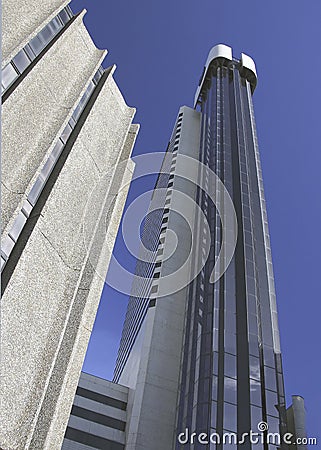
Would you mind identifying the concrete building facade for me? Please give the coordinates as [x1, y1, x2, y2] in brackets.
[0, 2, 138, 449]
[62, 372, 129, 450]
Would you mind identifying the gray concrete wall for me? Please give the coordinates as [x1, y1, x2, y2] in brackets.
[1, 11, 105, 236]
[0, 69, 139, 449]
[2, 0, 70, 66]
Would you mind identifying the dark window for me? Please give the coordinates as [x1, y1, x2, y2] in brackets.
[71, 405, 126, 431]
[12, 50, 31, 73]
[58, 8, 71, 24]
[76, 387, 127, 411]
[65, 427, 125, 450]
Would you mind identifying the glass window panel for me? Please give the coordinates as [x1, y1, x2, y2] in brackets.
[65, 5, 73, 17]
[58, 8, 71, 24]
[47, 17, 62, 35]
[29, 35, 44, 55]
[213, 328, 218, 351]
[249, 356, 261, 380]
[51, 139, 64, 160]
[224, 332, 236, 355]
[246, 276, 256, 294]
[250, 378, 262, 406]
[265, 389, 278, 417]
[2, 63, 18, 89]
[60, 123, 72, 144]
[212, 375, 218, 401]
[38, 24, 55, 44]
[266, 415, 280, 434]
[12, 50, 31, 73]
[248, 333, 259, 357]
[223, 403, 237, 431]
[22, 200, 33, 218]
[72, 103, 83, 122]
[93, 70, 102, 85]
[264, 366, 277, 392]
[225, 311, 236, 333]
[224, 377, 237, 404]
[222, 434, 237, 450]
[263, 345, 275, 368]
[224, 353, 236, 379]
[250, 405, 262, 430]
[78, 90, 90, 110]
[41, 156, 55, 180]
[248, 313, 258, 335]
[210, 401, 217, 428]
[247, 294, 257, 315]
[86, 80, 95, 96]
[9, 212, 27, 242]
[213, 309, 219, 328]
[24, 45, 36, 61]
[28, 177, 44, 205]
[213, 351, 219, 375]
[68, 116, 76, 128]
[1, 235, 15, 258]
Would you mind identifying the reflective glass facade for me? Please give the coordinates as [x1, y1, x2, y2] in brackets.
[175, 58, 287, 448]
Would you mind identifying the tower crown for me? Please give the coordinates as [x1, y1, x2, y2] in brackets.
[194, 44, 258, 107]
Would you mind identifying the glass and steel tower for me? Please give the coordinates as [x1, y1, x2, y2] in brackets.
[113, 45, 300, 449]
[175, 45, 287, 449]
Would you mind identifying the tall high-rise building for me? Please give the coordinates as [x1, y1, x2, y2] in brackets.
[0, 2, 138, 449]
[108, 44, 306, 449]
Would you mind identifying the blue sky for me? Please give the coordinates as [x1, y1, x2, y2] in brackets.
[71, 0, 321, 441]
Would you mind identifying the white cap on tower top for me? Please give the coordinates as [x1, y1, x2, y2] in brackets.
[241, 53, 257, 79]
[194, 44, 257, 107]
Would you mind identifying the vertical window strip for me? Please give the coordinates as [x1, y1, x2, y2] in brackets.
[1, 66, 105, 270]
[1, 6, 74, 95]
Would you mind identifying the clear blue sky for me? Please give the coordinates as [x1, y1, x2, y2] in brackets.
[71, 0, 321, 441]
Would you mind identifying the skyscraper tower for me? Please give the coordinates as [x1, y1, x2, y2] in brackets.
[112, 45, 294, 449]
